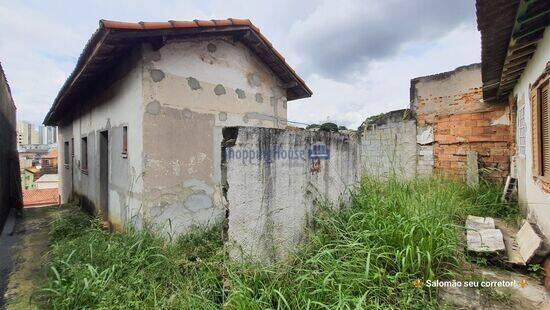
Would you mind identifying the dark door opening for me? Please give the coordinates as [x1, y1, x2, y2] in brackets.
[99, 130, 109, 221]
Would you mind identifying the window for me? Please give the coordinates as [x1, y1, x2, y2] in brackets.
[531, 71, 550, 181]
[517, 104, 526, 158]
[81, 136, 88, 171]
[64, 141, 70, 166]
[122, 126, 128, 157]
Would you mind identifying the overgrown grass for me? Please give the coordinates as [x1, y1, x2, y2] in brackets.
[40, 177, 517, 309]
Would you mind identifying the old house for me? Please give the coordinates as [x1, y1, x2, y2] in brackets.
[476, 1, 550, 239]
[0, 62, 22, 229]
[40, 149, 58, 172]
[43, 19, 311, 234]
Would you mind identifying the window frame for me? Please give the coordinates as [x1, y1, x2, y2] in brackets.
[530, 67, 550, 185]
[64, 141, 70, 167]
[122, 126, 128, 158]
[81, 136, 88, 173]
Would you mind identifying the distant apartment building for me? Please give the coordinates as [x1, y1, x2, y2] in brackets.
[17, 122, 56, 146]
[16, 120, 32, 146]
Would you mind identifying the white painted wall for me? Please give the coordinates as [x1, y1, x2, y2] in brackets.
[512, 27, 550, 240]
[226, 127, 360, 262]
[58, 54, 144, 229]
[140, 38, 289, 237]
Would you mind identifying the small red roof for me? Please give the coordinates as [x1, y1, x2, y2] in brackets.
[42, 149, 58, 159]
[23, 188, 59, 207]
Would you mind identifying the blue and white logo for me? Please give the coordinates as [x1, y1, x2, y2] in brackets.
[308, 143, 330, 160]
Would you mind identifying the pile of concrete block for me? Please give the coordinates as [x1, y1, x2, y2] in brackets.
[466, 215, 544, 265]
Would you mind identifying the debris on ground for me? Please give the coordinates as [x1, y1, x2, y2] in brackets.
[466, 215, 506, 253]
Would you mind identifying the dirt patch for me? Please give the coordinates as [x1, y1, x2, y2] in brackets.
[3, 206, 62, 309]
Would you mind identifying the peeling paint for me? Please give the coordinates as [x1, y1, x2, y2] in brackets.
[235, 88, 246, 99]
[491, 112, 510, 125]
[219, 112, 227, 121]
[247, 73, 262, 87]
[255, 93, 263, 103]
[214, 84, 226, 96]
[187, 77, 201, 90]
[207, 43, 217, 53]
[149, 69, 165, 82]
[146, 100, 161, 115]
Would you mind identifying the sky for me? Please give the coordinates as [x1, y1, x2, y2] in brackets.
[0, 0, 480, 129]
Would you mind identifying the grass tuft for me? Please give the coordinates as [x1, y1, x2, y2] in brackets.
[40, 177, 516, 309]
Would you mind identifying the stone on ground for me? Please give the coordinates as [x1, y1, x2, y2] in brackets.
[467, 229, 506, 253]
[516, 221, 543, 263]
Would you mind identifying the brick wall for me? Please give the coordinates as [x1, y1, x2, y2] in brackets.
[411, 64, 512, 181]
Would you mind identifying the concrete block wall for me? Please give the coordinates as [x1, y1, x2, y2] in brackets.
[360, 110, 417, 179]
[224, 127, 360, 262]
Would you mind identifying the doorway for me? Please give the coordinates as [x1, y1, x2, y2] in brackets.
[99, 130, 109, 221]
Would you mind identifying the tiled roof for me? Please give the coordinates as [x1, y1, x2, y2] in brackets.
[42, 149, 58, 159]
[23, 188, 59, 207]
[44, 18, 312, 125]
[476, 0, 549, 101]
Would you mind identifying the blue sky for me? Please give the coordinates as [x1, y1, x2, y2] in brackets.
[0, 0, 480, 128]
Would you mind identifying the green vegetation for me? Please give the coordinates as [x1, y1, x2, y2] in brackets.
[39, 177, 517, 309]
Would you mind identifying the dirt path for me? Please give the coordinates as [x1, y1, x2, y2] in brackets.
[0, 206, 60, 309]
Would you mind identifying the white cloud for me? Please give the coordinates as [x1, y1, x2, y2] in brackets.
[288, 23, 481, 128]
[0, 0, 480, 129]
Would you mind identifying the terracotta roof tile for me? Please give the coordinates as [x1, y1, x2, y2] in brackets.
[194, 19, 216, 27]
[23, 188, 59, 207]
[101, 20, 142, 29]
[212, 19, 233, 26]
[228, 18, 252, 26]
[169, 20, 199, 28]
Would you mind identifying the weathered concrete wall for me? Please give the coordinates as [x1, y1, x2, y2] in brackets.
[512, 27, 550, 241]
[411, 64, 512, 181]
[58, 48, 144, 230]
[140, 37, 288, 236]
[360, 109, 417, 179]
[0, 63, 22, 229]
[225, 127, 360, 262]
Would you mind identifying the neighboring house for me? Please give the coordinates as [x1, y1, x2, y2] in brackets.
[22, 188, 59, 208]
[21, 167, 40, 190]
[40, 149, 58, 174]
[476, 1, 550, 237]
[0, 61, 22, 229]
[43, 19, 311, 233]
[35, 174, 59, 189]
[41, 149, 58, 168]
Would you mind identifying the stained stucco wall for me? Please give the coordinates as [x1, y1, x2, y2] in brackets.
[225, 127, 360, 262]
[0, 64, 22, 228]
[411, 64, 512, 181]
[58, 49, 144, 229]
[512, 27, 550, 240]
[360, 110, 417, 179]
[140, 38, 288, 236]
